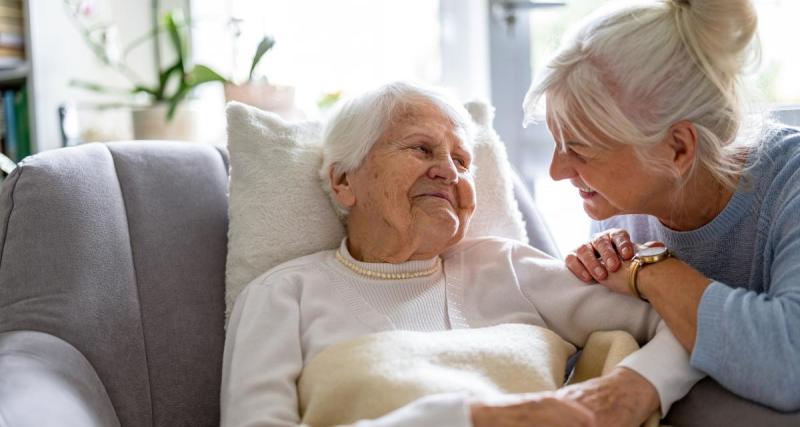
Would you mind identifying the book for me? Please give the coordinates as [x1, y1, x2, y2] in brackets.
[0, 31, 22, 48]
[2, 90, 15, 161]
[0, 55, 21, 68]
[13, 85, 28, 159]
[0, 19, 21, 34]
[0, 45, 22, 58]
[0, 5, 21, 19]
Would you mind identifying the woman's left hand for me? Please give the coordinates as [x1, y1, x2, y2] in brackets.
[556, 367, 660, 427]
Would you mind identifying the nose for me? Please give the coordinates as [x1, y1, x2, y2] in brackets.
[428, 155, 459, 184]
[549, 148, 575, 181]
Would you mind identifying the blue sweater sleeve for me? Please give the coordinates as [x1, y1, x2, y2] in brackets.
[691, 181, 800, 411]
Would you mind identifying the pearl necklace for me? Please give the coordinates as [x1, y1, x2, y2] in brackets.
[335, 250, 441, 280]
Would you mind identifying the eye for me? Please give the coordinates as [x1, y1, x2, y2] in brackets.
[412, 144, 432, 154]
[453, 156, 469, 169]
[566, 147, 586, 162]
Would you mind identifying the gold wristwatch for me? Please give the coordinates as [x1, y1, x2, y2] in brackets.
[628, 246, 672, 302]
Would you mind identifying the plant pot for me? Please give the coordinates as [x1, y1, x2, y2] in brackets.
[131, 102, 202, 141]
[223, 82, 301, 119]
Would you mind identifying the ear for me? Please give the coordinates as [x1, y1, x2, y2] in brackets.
[666, 120, 698, 176]
[329, 166, 356, 208]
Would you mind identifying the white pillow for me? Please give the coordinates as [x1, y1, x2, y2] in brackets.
[225, 101, 528, 317]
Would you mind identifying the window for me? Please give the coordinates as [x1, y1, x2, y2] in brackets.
[191, 0, 443, 119]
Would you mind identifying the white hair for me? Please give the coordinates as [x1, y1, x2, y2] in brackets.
[319, 81, 475, 217]
[523, 0, 762, 190]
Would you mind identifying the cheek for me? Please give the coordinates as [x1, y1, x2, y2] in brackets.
[456, 178, 476, 212]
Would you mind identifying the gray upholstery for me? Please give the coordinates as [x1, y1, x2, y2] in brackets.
[667, 378, 800, 426]
[511, 167, 560, 258]
[0, 141, 228, 427]
[0, 330, 119, 427]
[0, 141, 797, 426]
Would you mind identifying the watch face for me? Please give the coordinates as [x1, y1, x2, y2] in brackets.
[638, 246, 668, 257]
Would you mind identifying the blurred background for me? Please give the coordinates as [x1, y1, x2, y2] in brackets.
[3, 0, 799, 253]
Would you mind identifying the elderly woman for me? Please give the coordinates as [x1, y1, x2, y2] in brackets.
[525, 0, 800, 412]
[221, 82, 701, 427]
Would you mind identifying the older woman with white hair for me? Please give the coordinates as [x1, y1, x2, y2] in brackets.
[526, 0, 800, 412]
[220, 82, 702, 427]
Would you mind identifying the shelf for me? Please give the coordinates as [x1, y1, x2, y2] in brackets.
[0, 64, 29, 86]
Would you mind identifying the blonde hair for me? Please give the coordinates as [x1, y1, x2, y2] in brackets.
[523, 0, 760, 189]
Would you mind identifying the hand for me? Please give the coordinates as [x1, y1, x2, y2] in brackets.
[470, 392, 597, 427]
[566, 229, 664, 283]
[555, 367, 660, 427]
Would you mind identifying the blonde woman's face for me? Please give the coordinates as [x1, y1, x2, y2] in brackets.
[546, 116, 674, 220]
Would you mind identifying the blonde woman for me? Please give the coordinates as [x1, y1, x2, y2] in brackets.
[525, 0, 800, 411]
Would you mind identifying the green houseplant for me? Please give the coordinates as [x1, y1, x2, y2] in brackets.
[222, 33, 300, 119]
[65, 1, 228, 140]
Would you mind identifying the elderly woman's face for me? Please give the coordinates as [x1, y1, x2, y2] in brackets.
[339, 102, 476, 259]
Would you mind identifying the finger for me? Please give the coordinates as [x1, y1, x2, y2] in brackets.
[592, 234, 621, 272]
[609, 229, 635, 259]
[559, 399, 597, 427]
[575, 243, 607, 281]
[566, 253, 594, 283]
[642, 240, 666, 248]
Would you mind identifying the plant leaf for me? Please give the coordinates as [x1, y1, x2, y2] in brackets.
[248, 36, 275, 82]
[132, 85, 161, 99]
[70, 79, 134, 95]
[188, 64, 229, 86]
[158, 61, 183, 100]
[166, 85, 190, 121]
[164, 11, 185, 74]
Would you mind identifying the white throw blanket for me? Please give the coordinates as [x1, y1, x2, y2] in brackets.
[298, 323, 661, 427]
[298, 324, 575, 426]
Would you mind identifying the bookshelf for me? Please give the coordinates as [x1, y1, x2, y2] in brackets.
[0, 0, 34, 170]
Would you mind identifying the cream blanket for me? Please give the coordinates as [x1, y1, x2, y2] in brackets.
[298, 323, 660, 426]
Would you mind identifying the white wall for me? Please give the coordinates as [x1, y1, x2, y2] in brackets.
[28, 1, 153, 151]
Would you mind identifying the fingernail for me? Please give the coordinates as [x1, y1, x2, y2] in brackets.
[582, 273, 591, 281]
[622, 247, 632, 257]
[594, 267, 605, 278]
[608, 258, 618, 268]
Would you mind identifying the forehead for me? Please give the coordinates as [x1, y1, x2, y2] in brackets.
[383, 101, 471, 150]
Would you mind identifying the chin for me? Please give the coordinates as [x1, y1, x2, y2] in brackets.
[582, 201, 619, 221]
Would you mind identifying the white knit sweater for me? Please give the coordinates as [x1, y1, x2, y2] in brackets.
[221, 237, 703, 427]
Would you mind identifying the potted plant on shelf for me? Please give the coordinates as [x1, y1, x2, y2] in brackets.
[65, 1, 228, 141]
[222, 28, 300, 119]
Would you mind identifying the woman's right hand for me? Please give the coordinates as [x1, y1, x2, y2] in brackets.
[566, 228, 637, 283]
[470, 393, 597, 427]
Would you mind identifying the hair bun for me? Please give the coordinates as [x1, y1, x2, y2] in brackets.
[670, 0, 758, 98]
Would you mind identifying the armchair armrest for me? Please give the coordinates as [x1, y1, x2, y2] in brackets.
[666, 377, 800, 427]
[0, 330, 120, 427]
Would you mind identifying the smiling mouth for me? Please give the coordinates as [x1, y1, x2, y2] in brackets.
[576, 185, 597, 199]
[415, 192, 454, 206]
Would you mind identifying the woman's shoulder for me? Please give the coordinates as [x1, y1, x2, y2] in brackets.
[757, 125, 800, 163]
[443, 236, 556, 262]
[243, 248, 336, 293]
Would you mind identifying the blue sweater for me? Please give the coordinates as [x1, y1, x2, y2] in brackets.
[592, 126, 800, 411]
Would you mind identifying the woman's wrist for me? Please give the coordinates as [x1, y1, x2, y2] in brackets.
[636, 257, 686, 301]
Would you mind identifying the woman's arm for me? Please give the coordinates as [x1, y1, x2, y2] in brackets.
[581, 216, 800, 411]
[511, 243, 703, 416]
[221, 279, 305, 427]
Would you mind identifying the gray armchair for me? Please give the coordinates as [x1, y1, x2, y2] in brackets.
[0, 141, 796, 426]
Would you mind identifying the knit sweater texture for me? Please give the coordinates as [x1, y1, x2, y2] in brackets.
[592, 126, 800, 411]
